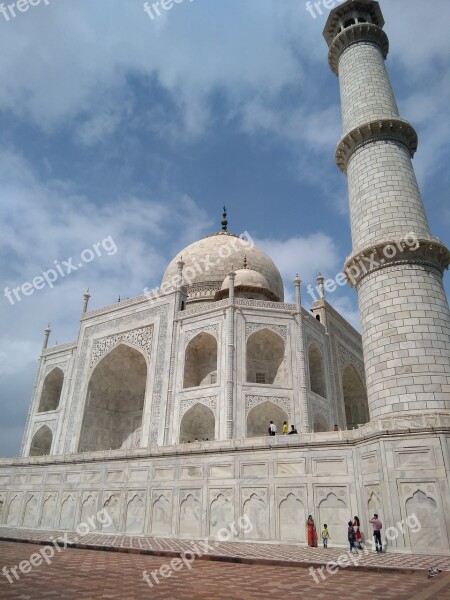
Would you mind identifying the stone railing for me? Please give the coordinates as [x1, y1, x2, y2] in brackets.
[1, 412, 448, 468]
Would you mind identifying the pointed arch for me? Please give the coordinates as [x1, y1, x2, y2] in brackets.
[29, 425, 52, 456]
[246, 329, 287, 385]
[179, 403, 215, 442]
[78, 343, 147, 452]
[38, 367, 64, 412]
[308, 344, 326, 397]
[318, 492, 348, 544]
[342, 364, 369, 429]
[183, 332, 218, 388]
[246, 400, 289, 438]
[313, 413, 329, 432]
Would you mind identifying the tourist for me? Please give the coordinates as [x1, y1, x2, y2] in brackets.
[282, 420, 288, 434]
[288, 425, 298, 434]
[268, 421, 277, 436]
[321, 524, 330, 548]
[333, 424, 339, 431]
[307, 515, 318, 547]
[369, 513, 383, 553]
[348, 520, 356, 552]
[352, 515, 362, 548]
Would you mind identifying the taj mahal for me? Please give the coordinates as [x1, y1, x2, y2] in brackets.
[1, 0, 449, 553]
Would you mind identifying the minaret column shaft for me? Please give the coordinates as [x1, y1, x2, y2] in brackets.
[324, 1, 450, 420]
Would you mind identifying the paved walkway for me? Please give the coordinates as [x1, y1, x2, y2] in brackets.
[0, 527, 449, 573]
[1, 540, 450, 600]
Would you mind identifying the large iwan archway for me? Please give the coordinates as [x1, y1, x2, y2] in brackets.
[38, 368, 64, 412]
[179, 404, 215, 442]
[78, 344, 147, 452]
[29, 425, 52, 456]
[183, 333, 218, 388]
[342, 365, 369, 429]
[246, 329, 286, 385]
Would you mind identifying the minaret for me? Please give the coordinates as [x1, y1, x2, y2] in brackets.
[324, 0, 450, 419]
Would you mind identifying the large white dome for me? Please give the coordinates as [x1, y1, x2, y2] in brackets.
[162, 232, 284, 303]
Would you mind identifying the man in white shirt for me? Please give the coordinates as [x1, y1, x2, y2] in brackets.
[268, 421, 277, 436]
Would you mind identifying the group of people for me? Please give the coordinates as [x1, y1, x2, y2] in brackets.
[306, 514, 383, 553]
[268, 421, 298, 435]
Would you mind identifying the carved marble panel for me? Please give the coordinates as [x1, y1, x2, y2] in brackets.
[102, 492, 122, 532]
[151, 490, 173, 535]
[80, 492, 98, 525]
[275, 460, 305, 477]
[209, 464, 234, 479]
[361, 453, 379, 475]
[312, 458, 347, 476]
[242, 488, 269, 540]
[22, 493, 39, 528]
[179, 489, 202, 537]
[400, 484, 444, 549]
[125, 491, 146, 534]
[316, 488, 348, 544]
[240, 463, 268, 479]
[6, 493, 22, 526]
[278, 488, 306, 542]
[59, 492, 77, 530]
[209, 489, 234, 538]
[180, 466, 203, 480]
[40, 493, 58, 529]
[394, 448, 435, 470]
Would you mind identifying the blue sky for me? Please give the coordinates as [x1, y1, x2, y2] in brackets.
[0, 0, 449, 456]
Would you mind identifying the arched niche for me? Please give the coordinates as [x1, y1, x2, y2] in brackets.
[342, 364, 369, 429]
[313, 413, 329, 432]
[29, 425, 52, 456]
[308, 345, 327, 398]
[246, 400, 289, 438]
[246, 329, 287, 385]
[78, 344, 147, 452]
[183, 333, 218, 388]
[38, 368, 64, 412]
[179, 403, 215, 442]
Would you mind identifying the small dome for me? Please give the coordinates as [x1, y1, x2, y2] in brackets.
[216, 267, 278, 301]
[222, 268, 269, 291]
[162, 231, 284, 304]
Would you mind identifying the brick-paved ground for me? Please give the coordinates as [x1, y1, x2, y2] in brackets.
[1, 541, 450, 600]
[0, 527, 449, 573]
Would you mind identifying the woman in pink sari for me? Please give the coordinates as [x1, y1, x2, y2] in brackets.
[307, 515, 318, 547]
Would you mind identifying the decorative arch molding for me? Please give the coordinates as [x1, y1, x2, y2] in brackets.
[43, 362, 68, 378]
[245, 395, 292, 419]
[65, 305, 168, 451]
[338, 343, 366, 383]
[401, 483, 438, 506]
[180, 396, 218, 418]
[310, 404, 330, 428]
[90, 325, 154, 369]
[32, 420, 57, 437]
[185, 324, 219, 344]
[245, 323, 287, 342]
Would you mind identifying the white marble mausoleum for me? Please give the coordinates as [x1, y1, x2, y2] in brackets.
[1, 0, 449, 553]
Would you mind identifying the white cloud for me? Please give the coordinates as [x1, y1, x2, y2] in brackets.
[257, 232, 341, 286]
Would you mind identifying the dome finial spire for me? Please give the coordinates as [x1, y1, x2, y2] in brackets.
[243, 255, 248, 269]
[221, 206, 228, 232]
